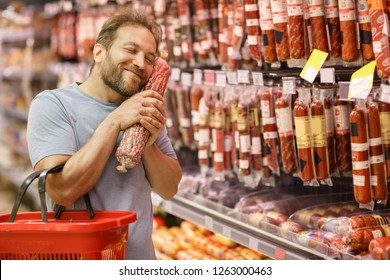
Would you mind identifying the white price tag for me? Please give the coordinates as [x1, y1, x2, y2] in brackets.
[282, 77, 296, 95]
[320, 68, 335, 84]
[216, 71, 227, 87]
[252, 71, 264, 86]
[222, 227, 232, 239]
[301, 66, 318, 84]
[248, 237, 258, 251]
[193, 69, 203, 85]
[181, 72, 192, 87]
[379, 84, 390, 103]
[349, 76, 373, 99]
[338, 81, 351, 100]
[171, 67, 181, 81]
[227, 71, 238, 84]
[204, 215, 213, 230]
[237, 69, 250, 84]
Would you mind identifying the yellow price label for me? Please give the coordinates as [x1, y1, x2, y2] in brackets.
[348, 61, 376, 99]
[300, 49, 329, 83]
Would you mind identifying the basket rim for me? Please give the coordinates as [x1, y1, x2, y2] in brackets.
[0, 210, 137, 232]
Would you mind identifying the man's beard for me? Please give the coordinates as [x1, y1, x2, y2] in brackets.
[100, 54, 146, 98]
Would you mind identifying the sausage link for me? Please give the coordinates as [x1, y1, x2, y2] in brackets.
[325, 0, 342, 57]
[308, 0, 329, 53]
[261, 90, 280, 175]
[259, 0, 278, 63]
[214, 101, 225, 173]
[370, 3, 390, 79]
[275, 96, 298, 174]
[339, 0, 359, 62]
[223, 104, 233, 172]
[358, 0, 375, 60]
[250, 97, 262, 171]
[244, 0, 262, 64]
[294, 100, 316, 182]
[311, 100, 330, 180]
[334, 97, 352, 172]
[237, 102, 252, 176]
[347, 226, 388, 253]
[378, 101, 390, 180]
[303, 1, 312, 58]
[218, 0, 229, 63]
[271, 0, 290, 61]
[367, 102, 388, 201]
[350, 106, 372, 204]
[287, 0, 305, 59]
[324, 96, 336, 174]
[369, 236, 390, 260]
[116, 58, 170, 172]
[190, 86, 204, 148]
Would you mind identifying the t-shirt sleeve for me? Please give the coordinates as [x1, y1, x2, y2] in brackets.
[27, 91, 78, 168]
[155, 126, 178, 159]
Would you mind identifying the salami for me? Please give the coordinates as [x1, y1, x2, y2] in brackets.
[218, 0, 229, 64]
[237, 101, 252, 176]
[334, 97, 352, 172]
[245, 0, 262, 65]
[116, 58, 170, 172]
[259, 0, 278, 63]
[366, 101, 388, 202]
[358, 0, 375, 61]
[324, 0, 342, 57]
[350, 104, 372, 206]
[270, 0, 290, 61]
[287, 0, 305, 59]
[338, 0, 359, 62]
[294, 98, 316, 183]
[308, 0, 329, 53]
[378, 101, 390, 180]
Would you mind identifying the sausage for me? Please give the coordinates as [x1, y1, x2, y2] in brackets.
[261, 90, 280, 175]
[116, 58, 170, 172]
[350, 105, 372, 205]
[208, 0, 220, 58]
[271, 0, 290, 61]
[237, 102, 252, 176]
[228, 0, 245, 70]
[308, 0, 329, 53]
[294, 99, 316, 182]
[311, 100, 330, 181]
[194, 0, 211, 60]
[346, 226, 388, 253]
[366, 102, 388, 201]
[190, 86, 204, 148]
[275, 95, 298, 174]
[223, 104, 233, 172]
[357, 0, 375, 61]
[244, 0, 262, 65]
[324, 0, 342, 57]
[338, 0, 359, 62]
[370, 2, 390, 79]
[259, 0, 278, 63]
[230, 94, 240, 170]
[333, 97, 352, 172]
[177, 0, 194, 64]
[287, 0, 305, 59]
[324, 96, 336, 174]
[214, 101, 225, 174]
[218, 0, 229, 64]
[369, 236, 390, 260]
[250, 96, 262, 171]
[198, 96, 211, 173]
[303, 1, 312, 58]
[378, 101, 390, 180]
[176, 85, 194, 147]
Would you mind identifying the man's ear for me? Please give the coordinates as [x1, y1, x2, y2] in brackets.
[93, 43, 105, 63]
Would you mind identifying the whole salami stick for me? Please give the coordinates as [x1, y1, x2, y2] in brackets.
[324, 0, 342, 58]
[259, 0, 279, 63]
[338, 0, 359, 62]
[366, 101, 388, 202]
[116, 58, 170, 172]
[308, 0, 329, 53]
[378, 101, 390, 181]
[270, 0, 290, 61]
[358, 0, 375, 61]
[287, 0, 305, 59]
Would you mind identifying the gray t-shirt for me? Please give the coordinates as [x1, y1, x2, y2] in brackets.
[27, 82, 177, 260]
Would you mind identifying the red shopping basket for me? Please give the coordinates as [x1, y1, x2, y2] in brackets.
[0, 165, 137, 260]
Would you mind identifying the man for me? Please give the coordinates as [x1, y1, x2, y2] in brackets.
[26, 11, 182, 259]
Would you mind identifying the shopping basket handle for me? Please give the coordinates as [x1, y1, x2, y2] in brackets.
[38, 164, 66, 222]
[8, 169, 42, 222]
[54, 194, 94, 219]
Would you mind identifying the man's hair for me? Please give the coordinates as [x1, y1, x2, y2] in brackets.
[90, 10, 162, 71]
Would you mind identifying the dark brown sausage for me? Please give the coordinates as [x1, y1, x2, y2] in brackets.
[378, 101, 390, 180]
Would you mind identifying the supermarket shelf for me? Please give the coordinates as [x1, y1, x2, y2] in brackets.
[152, 193, 332, 260]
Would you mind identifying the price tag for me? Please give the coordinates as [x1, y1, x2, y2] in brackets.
[237, 69, 250, 84]
[181, 72, 192, 87]
[193, 69, 203, 85]
[338, 81, 350, 100]
[248, 237, 258, 251]
[379, 84, 390, 103]
[282, 77, 296, 94]
[215, 71, 227, 87]
[227, 71, 238, 85]
[204, 215, 213, 230]
[204, 70, 215, 86]
[300, 49, 329, 83]
[320, 68, 335, 84]
[348, 61, 376, 99]
[222, 227, 232, 239]
[274, 247, 286, 260]
[252, 71, 264, 86]
[171, 67, 181, 81]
